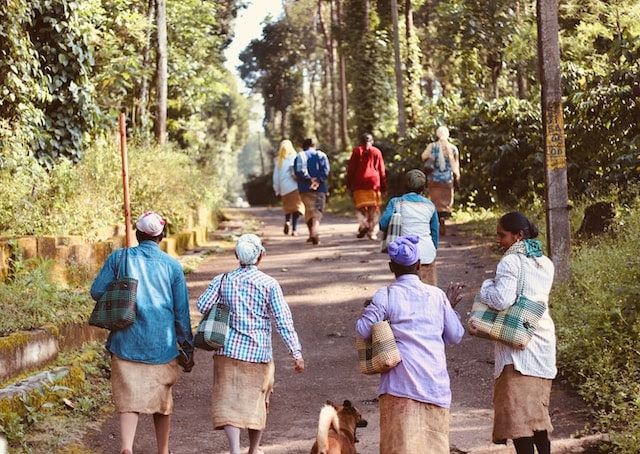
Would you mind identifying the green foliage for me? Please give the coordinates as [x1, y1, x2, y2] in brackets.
[0, 254, 92, 335]
[553, 197, 640, 452]
[29, 0, 100, 166]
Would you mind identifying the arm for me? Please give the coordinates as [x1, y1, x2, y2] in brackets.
[441, 294, 465, 345]
[272, 161, 280, 196]
[267, 283, 303, 361]
[294, 152, 311, 181]
[196, 274, 224, 314]
[379, 198, 397, 230]
[480, 255, 519, 311]
[90, 250, 121, 300]
[376, 149, 387, 193]
[430, 210, 440, 247]
[421, 143, 433, 161]
[355, 288, 388, 340]
[346, 149, 358, 191]
[172, 264, 193, 350]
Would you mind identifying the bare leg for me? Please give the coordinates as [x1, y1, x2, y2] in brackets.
[223, 425, 242, 454]
[119, 412, 139, 454]
[248, 428, 264, 454]
[355, 208, 368, 236]
[153, 413, 171, 454]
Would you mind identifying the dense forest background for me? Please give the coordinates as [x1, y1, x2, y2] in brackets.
[2, 0, 638, 234]
[1, 1, 640, 451]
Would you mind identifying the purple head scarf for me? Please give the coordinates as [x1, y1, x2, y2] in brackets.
[388, 235, 420, 266]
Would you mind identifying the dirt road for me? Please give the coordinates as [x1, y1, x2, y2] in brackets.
[85, 207, 596, 453]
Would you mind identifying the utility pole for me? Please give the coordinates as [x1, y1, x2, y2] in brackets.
[537, 0, 571, 282]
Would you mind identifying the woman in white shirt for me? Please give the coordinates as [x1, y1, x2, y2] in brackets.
[479, 211, 556, 454]
[272, 139, 305, 236]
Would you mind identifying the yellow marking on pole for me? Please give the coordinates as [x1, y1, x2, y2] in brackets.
[545, 101, 566, 170]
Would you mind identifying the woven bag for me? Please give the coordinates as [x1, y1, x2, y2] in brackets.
[380, 202, 403, 253]
[89, 249, 137, 331]
[356, 320, 402, 375]
[467, 255, 546, 350]
[194, 274, 231, 351]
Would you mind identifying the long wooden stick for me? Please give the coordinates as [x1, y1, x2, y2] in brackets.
[119, 113, 132, 247]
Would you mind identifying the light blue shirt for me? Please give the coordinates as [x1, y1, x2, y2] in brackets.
[356, 274, 464, 408]
[90, 241, 193, 364]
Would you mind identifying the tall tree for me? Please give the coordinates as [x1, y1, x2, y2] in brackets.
[391, 0, 407, 137]
[154, 0, 168, 144]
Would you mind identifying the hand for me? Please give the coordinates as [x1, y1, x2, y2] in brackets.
[309, 178, 320, 191]
[177, 350, 194, 373]
[445, 282, 465, 309]
[293, 357, 305, 373]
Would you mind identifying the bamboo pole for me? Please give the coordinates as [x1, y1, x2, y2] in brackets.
[119, 113, 132, 247]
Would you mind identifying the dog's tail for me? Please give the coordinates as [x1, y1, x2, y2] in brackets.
[316, 404, 340, 453]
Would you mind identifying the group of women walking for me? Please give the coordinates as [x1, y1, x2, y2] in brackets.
[90, 126, 556, 454]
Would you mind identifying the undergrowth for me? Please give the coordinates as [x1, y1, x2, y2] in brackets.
[552, 198, 640, 453]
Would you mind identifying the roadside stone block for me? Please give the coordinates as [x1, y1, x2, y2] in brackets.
[15, 236, 38, 259]
[36, 236, 58, 259]
[0, 330, 58, 381]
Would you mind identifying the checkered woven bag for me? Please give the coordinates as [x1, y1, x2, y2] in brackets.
[356, 319, 402, 375]
[467, 255, 546, 350]
[89, 248, 137, 331]
[194, 274, 231, 351]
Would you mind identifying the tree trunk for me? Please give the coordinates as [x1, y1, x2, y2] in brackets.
[404, 0, 419, 127]
[336, 0, 348, 149]
[391, 0, 406, 137]
[154, 0, 168, 145]
[138, 0, 155, 134]
[318, 0, 338, 153]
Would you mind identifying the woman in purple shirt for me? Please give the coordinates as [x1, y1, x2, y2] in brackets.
[356, 235, 464, 453]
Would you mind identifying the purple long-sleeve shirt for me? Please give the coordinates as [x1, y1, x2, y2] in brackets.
[356, 274, 464, 408]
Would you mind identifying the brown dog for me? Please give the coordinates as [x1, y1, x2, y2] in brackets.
[310, 400, 368, 454]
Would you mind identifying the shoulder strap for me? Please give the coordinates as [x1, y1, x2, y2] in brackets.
[516, 254, 526, 297]
[115, 248, 128, 279]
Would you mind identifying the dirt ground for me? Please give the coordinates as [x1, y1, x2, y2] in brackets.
[84, 206, 599, 454]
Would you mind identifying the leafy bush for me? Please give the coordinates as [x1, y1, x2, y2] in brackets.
[552, 197, 640, 452]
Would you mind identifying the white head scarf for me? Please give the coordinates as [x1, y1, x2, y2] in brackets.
[235, 234, 266, 265]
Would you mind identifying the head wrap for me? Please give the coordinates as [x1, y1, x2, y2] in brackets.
[135, 211, 166, 236]
[388, 235, 420, 266]
[405, 169, 426, 192]
[235, 233, 266, 265]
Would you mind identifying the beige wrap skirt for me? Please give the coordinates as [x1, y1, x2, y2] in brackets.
[281, 190, 305, 216]
[379, 394, 450, 454]
[493, 365, 554, 443]
[211, 356, 275, 430]
[110, 354, 179, 415]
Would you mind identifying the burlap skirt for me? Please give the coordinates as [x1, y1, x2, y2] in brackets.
[419, 261, 437, 286]
[281, 190, 305, 216]
[110, 354, 178, 415]
[212, 356, 275, 430]
[353, 189, 382, 209]
[427, 180, 454, 215]
[493, 365, 553, 443]
[379, 394, 450, 454]
[301, 192, 326, 223]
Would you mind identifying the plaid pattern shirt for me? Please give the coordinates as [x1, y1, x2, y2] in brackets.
[196, 265, 302, 363]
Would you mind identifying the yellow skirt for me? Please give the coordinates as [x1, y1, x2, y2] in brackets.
[353, 189, 382, 209]
[110, 354, 178, 415]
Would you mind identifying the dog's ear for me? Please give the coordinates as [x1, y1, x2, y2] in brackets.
[343, 400, 352, 408]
